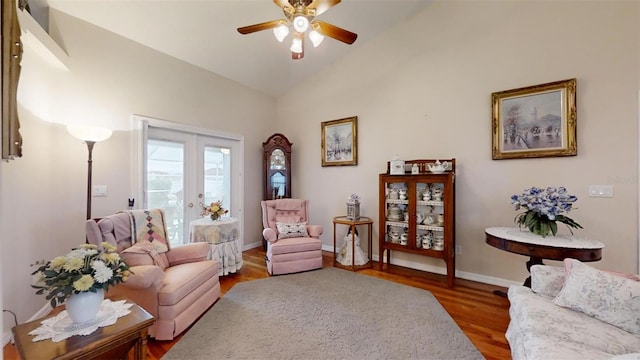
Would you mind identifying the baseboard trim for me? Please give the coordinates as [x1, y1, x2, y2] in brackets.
[243, 241, 262, 251]
[321, 244, 518, 288]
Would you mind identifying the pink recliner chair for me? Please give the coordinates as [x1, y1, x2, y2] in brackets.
[86, 209, 221, 340]
[260, 199, 323, 275]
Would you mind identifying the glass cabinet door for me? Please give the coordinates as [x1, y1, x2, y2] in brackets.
[416, 181, 445, 251]
[384, 181, 409, 247]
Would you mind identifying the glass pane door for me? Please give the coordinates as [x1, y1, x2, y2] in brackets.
[146, 127, 239, 247]
[146, 136, 188, 247]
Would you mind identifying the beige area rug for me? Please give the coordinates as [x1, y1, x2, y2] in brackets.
[163, 267, 483, 360]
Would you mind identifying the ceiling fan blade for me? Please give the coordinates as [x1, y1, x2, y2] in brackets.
[313, 20, 357, 44]
[237, 20, 285, 35]
[307, 0, 341, 17]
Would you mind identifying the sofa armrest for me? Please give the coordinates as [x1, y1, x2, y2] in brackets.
[166, 242, 209, 266]
[530, 264, 565, 298]
[121, 265, 164, 289]
[263, 228, 277, 243]
[307, 225, 323, 238]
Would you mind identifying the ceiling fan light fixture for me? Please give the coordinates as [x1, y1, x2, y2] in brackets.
[293, 15, 309, 33]
[273, 24, 289, 42]
[290, 37, 303, 53]
[309, 30, 324, 47]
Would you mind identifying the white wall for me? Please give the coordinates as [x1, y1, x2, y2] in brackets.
[279, 1, 640, 282]
[1, 9, 277, 337]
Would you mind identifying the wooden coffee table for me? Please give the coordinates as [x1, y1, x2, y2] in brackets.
[485, 227, 604, 296]
[12, 302, 154, 360]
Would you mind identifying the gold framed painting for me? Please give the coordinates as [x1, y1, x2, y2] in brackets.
[491, 78, 577, 160]
[321, 116, 357, 166]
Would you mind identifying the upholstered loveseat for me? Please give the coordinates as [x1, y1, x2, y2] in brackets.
[86, 210, 221, 340]
[506, 259, 640, 359]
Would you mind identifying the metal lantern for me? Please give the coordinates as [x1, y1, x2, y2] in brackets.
[347, 200, 360, 220]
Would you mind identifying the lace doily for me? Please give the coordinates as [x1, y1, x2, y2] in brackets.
[29, 299, 133, 342]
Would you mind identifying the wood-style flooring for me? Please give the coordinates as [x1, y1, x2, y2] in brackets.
[3, 247, 512, 360]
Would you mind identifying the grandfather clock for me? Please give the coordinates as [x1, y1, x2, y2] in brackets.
[263, 133, 292, 200]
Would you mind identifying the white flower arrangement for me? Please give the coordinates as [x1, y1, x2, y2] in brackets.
[31, 243, 131, 307]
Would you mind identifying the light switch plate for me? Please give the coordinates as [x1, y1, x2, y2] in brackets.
[92, 185, 108, 197]
[588, 185, 613, 198]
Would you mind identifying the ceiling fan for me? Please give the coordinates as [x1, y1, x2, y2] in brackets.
[237, 0, 358, 60]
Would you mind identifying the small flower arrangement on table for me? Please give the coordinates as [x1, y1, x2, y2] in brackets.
[201, 200, 229, 221]
[511, 186, 583, 237]
[31, 243, 131, 307]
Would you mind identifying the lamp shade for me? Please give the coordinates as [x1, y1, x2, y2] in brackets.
[309, 30, 324, 47]
[273, 24, 289, 42]
[290, 37, 303, 53]
[67, 125, 113, 142]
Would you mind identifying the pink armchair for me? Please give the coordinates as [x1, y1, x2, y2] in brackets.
[260, 199, 323, 275]
[86, 209, 221, 340]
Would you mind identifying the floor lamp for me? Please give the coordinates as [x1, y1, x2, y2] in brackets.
[67, 125, 113, 220]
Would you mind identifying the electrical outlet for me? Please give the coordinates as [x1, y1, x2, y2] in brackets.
[455, 245, 462, 255]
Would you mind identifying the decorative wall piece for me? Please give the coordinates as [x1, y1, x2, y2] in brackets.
[2, 0, 24, 160]
[491, 78, 577, 160]
[321, 116, 357, 166]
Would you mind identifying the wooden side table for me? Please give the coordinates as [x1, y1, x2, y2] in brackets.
[12, 303, 154, 360]
[332, 216, 373, 271]
[485, 226, 604, 296]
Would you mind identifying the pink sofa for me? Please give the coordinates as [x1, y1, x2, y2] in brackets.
[261, 199, 323, 275]
[86, 210, 221, 340]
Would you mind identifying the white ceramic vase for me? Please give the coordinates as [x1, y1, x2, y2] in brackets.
[65, 289, 104, 324]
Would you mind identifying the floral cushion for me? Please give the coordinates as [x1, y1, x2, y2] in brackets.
[276, 222, 309, 239]
[553, 259, 640, 335]
[530, 264, 565, 298]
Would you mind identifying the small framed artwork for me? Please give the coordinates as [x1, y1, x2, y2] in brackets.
[321, 116, 357, 166]
[491, 78, 577, 160]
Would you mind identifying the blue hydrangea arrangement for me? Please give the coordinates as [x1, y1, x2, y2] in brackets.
[511, 186, 582, 237]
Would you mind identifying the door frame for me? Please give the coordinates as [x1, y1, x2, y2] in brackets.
[131, 114, 244, 248]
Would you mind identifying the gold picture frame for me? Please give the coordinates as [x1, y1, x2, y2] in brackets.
[321, 116, 357, 166]
[491, 78, 577, 160]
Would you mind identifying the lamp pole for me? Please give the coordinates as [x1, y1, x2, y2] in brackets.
[67, 125, 112, 221]
[85, 141, 96, 220]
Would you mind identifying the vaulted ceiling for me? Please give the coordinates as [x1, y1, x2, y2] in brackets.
[31, 0, 431, 97]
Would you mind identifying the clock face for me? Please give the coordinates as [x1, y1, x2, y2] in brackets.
[270, 149, 286, 170]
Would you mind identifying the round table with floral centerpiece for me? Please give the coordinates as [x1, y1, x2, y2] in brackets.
[485, 226, 604, 296]
[189, 217, 242, 275]
[487, 186, 603, 296]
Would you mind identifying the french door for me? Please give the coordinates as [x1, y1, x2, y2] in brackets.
[133, 116, 243, 248]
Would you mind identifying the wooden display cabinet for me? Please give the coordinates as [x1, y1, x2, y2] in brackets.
[378, 159, 456, 287]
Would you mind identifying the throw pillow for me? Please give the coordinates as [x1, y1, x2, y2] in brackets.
[530, 265, 565, 298]
[553, 259, 640, 335]
[564, 258, 640, 282]
[276, 222, 309, 239]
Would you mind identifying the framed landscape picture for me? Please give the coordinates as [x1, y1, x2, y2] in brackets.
[491, 78, 577, 160]
[321, 116, 357, 166]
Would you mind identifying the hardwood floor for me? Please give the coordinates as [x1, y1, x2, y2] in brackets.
[4, 248, 512, 359]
